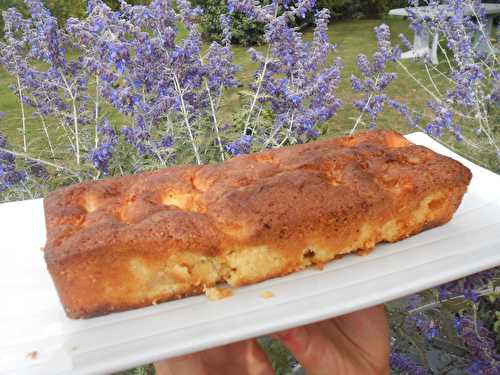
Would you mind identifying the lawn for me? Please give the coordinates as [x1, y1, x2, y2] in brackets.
[2, 17, 495, 170]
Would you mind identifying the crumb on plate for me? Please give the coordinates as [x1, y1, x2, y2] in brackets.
[26, 351, 37, 360]
[259, 291, 274, 299]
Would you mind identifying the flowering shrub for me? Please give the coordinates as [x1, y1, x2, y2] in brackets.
[350, 23, 401, 132]
[191, 0, 267, 46]
[350, 2, 499, 171]
[0, 0, 499, 374]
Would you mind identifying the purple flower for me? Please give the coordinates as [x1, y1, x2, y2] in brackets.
[437, 269, 495, 301]
[356, 54, 371, 77]
[228, 0, 270, 22]
[454, 313, 499, 374]
[350, 75, 364, 93]
[241, 3, 341, 145]
[404, 293, 422, 311]
[89, 118, 118, 174]
[0, 133, 27, 192]
[408, 313, 439, 341]
[350, 27, 401, 131]
[205, 42, 239, 94]
[220, 14, 232, 46]
[399, 33, 413, 50]
[159, 135, 173, 149]
[390, 352, 427, 375]
[27, 161, 49, 180]
[354, 94, 387, 128]
[425, 101, 462, 141]
[121, 116, 152, 156]
[377, 72, 396, 91]
[226, 135, 252, 156]
[90, 143, 114, 175]
[98, 118, 117, 139]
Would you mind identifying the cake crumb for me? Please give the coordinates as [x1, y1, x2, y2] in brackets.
[314, 262, 325, 270]
[259, 291, 274, 299]
[357, 248, 374, 256]
[205, 286, 233, 301]
[26, 351, 37, 360]
[71, 346, 79, 351]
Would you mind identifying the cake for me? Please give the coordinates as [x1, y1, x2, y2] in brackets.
[43, 130, 472, 318]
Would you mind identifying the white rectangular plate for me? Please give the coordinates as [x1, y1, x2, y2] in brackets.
[1, 132, 499, 375]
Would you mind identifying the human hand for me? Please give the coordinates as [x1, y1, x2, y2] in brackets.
[154, 339, 274, 375]
[274, 305, 390, 375]
[154, 305, 389, 375]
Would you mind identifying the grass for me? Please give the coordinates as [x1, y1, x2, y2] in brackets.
[0, 16, 498, 374]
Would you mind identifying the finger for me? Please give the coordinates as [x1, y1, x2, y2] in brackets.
[332, 305, 390, 370]
[334, 305, 389, 346]
[275, 324, 344, 375]
[155, 339, 275, 375]
[154, 352, 205, 375]
[274, 306, 390, 375]
[200, 339, 275, 375]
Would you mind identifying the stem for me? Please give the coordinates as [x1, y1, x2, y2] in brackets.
[243, 46, 271, 136]
[206, 84, 225, 161]
[472, 301, 497, 365]
[278, 112, 295, 147]
[242, 5, 279, 136]
[396, 60, 474, 120]
[173, 74, 202, 165]
[155, 148, 166, 165]
[408, 287, 497, 314]
[264, 110, 289, 148]
[428, 63, 455, 84]
[351, 67, 385, 136]
[95, 75, 100, 148]
[0, 147, 78, 176]
[350, 93, 374, 136]
[277, 74, 297, 147]
[469, 6, 499, 65]
[438, 37, 492, 80]
[437, 40, 454, 72]
[477, 96, 499, 153]
[32, 97, 55, 157]
[424, 63, 442, 97]
[20, 180, 34, 199]
[60, 72, 80, 165]
[252, 106, 265, 138]
[42, 93, 75, 148]
[16, 75, 27, 154]
[397, 60, 443, 102]
[71, 97, 80, 165]
[58, 117, 75, 149]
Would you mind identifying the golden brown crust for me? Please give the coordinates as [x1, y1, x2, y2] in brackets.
[43, 131, 472, 318]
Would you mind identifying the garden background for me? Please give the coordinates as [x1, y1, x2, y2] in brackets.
[0, 1, 499, 374]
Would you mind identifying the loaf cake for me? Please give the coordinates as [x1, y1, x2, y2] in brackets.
[43, 131, 472, 318]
